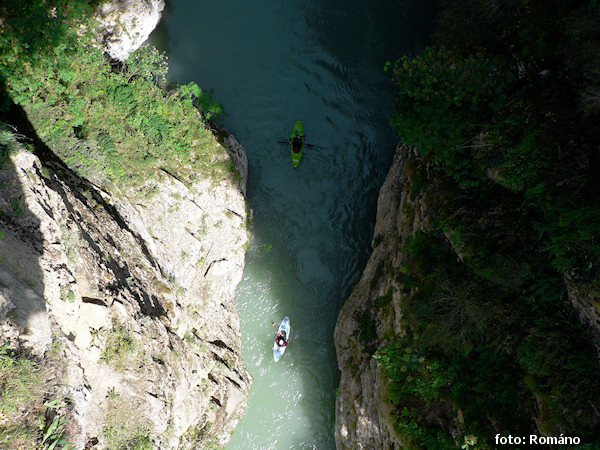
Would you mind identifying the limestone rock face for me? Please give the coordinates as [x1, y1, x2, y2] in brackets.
[335, 142, 600, 448]
[334, 144, 425, 449]
[566, 279, 600, 344]
[210, 123, 249, 197]
[96, 0, 165, 61]
[0, 146, 251, 448]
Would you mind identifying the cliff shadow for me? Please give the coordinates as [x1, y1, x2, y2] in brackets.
[0, 79, 49, 354]
[147, 0, 173, 54]
[1, 75, 168, 343]
[0, 0, 118, 350]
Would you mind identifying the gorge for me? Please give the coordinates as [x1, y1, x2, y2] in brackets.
[2, 0, 600, 449]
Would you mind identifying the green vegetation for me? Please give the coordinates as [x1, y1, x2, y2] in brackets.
[104, 388, 153, 449]
[99, 325, 137, 371]
[59, 285, 76, 302]
[0, 123, 23, 168]
[377, 232, 600, 447]
[0, 0, 232, 188]
[0, 345, 73, 448]
[183, 422, 223, 449]
[375, 0, 600, 447]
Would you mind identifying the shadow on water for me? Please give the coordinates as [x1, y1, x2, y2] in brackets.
[312, 0, 440, 60]
[278, 2, 441, 448]
[148, 0, 173, 54]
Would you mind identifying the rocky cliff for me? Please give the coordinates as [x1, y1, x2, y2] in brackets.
[1, 138, 250, 447]
[0, 1, 252, 447]
[334, 144, 420, 449]
[334, 0, 600, 445]
[335, 139, 600, 447]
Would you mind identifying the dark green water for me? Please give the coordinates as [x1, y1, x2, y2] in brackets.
[153, 1, 437, 447]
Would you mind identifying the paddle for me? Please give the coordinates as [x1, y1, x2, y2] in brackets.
[278, 140, 319, 148]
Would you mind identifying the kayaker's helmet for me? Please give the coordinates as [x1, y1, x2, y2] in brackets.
[277, 337, 285, 346]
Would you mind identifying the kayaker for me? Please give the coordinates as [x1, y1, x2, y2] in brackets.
[276, 330, 288, 347]
[291, 134, 303, 153]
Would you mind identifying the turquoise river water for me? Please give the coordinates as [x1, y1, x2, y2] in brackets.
[152, 1, 438, 448]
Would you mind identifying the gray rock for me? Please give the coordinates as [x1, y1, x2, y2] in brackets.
[0, 145, 251, 448]
[96, 0, 166, 61]
[334, 144, 425, 449]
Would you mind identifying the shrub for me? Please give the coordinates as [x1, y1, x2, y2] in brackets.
[0, 1, 229, 189]
[0, 345, 73, 448]
[99, 325, 136, 371]
[104, 389, 153, 449]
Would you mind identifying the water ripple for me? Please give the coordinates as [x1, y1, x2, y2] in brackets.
[159, 0, 439, 448]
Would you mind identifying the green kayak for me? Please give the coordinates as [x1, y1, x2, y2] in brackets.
[290, 121, 305, 168]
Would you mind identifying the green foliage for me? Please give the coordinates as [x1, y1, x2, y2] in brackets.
[353, 308, 378, 355]
[178, 82, 223, 120]
[99, 325, 136, 370]
[184, 422, 223, 448]
[391, 46, 511, 186]
[10, 198, 23, 217]
[378, 227, 600, 446]
[391, 0, 600, 279]
[0, 345, 73, 448]
[0, 345, 43, 414]
[375, 337, 459, 448]
[0, 1, 232, 189]
[376, 340, 450, 402]
[125, 43, 169, 85]
[41, 399, 74, 449]
[104, 390, 153, 450]
[0, 123, 18, 167]
[59, 285, 76, 302]
[96, 132, 116, 155]
[386, 11, 600, 445]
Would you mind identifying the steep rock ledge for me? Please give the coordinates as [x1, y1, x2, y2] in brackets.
[335, 142, 600, 447]
[334, 144, 425, 449]
[0, 1, 253, 446]
[0, 139, 250, 447]
[0, 0, 251, 449]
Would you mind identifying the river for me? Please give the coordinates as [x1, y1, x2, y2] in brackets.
[151, 1, 438, 448]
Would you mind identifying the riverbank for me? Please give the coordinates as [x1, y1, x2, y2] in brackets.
[152, 1, 440, 447]
[335, 0, 600, 447]
[0, 1, 251, 447]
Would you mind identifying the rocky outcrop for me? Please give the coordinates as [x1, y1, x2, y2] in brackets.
[96, 0, 165, 61]
[335, 142, 600, 448]
[0, 1, 253, 446]
[334, 144, 425, 449]
[0, 139, 250, 447]
[210, 122, 249, 197]
[566, 279, 600, 346]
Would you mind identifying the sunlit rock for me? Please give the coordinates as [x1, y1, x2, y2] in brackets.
[97, 0, 166, 61]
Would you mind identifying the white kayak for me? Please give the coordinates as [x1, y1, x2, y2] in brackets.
[273, 316, 291, 362]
